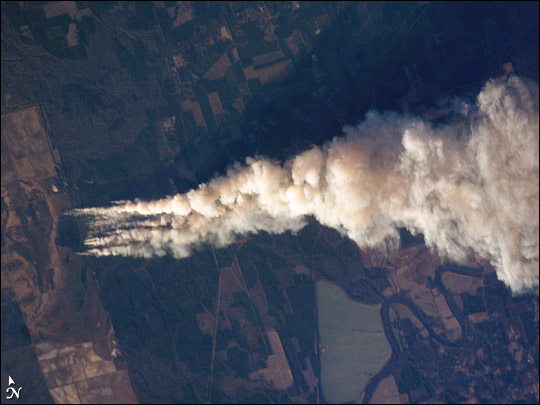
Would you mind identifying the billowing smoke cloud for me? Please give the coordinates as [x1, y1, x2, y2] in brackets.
[71, 76, 539, 293]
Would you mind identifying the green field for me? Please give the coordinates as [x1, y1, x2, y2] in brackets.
[317, 281, 391, 404]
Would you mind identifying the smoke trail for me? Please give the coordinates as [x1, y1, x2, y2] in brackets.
[71, 76, 539, 293]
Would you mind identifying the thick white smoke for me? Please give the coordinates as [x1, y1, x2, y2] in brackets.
[72, 76, 539, 293]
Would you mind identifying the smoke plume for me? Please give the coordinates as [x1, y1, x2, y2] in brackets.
[71, 76, 539, 293]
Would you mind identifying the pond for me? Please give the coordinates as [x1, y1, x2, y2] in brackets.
[317, 281, 391, 403]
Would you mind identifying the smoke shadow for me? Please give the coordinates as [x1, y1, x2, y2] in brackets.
[51, 3, 538, 404]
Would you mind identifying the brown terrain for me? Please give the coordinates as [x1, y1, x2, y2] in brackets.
[361, 241, 465, 341]
[1, 105, 137, 404]
[1, 2, 537, 403]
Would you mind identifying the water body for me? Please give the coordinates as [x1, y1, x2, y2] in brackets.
[317, 281, 391, 404]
